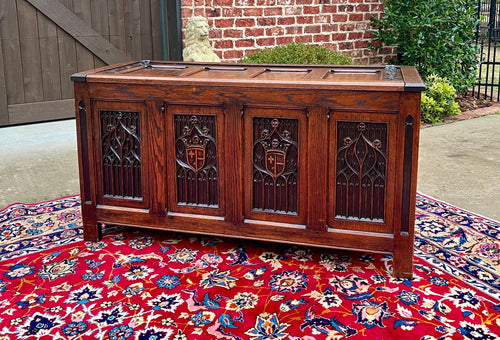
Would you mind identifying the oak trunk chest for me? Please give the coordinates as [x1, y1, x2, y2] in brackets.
[72, 61, 424, 278]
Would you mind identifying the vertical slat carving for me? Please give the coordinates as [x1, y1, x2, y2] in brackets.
[78, 101, 91, 202]
[252, 118, 298, 214]
[175, 114, 218, 206]
[336, 121, 387, 221]
[100, 110, 142, 198]
[401, 115, 414, 234]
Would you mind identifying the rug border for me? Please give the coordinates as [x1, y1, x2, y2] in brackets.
[417, 191, 500, 224]
[0, 194, 81, 213]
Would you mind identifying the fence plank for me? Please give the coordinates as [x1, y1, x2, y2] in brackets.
[150, 0, 163, 60]
[8, 99, 74, 125]
[0, 1, 24, 105]
[108, 0, 126, 53]
[0, 35, 8, 126]
[125, 0, 143, 60]
[90, 0, 109, 68]
[72, 0, 96, 71]
[140, 0, 153, 60]
[17, 0, 44, 103]
[26, 0, 127, 65]
[37, 9, 62, 102]
[57, 0, 78, 99]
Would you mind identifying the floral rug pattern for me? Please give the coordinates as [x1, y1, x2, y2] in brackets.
[0, 194, 499, 339]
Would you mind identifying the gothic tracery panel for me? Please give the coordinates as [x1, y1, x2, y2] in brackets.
[100, 110, 142, 199]
[252, 118, 299, 214]
[335, 121, 387, 221]
[175, 114, 218, 206]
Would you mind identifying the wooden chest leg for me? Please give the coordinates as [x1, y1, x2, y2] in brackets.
[83, 222, 102, 242]
[392, 239, 414, 279]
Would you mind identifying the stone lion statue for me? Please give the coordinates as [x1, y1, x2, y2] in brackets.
[183, 16, 220, 62]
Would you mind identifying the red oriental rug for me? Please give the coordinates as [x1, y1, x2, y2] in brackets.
[0, 194, 499, 339]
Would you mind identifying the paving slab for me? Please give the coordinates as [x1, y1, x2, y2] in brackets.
[417, 113, 500, 221]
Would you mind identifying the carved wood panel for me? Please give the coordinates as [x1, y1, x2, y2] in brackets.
[174, 114, 218, 207]
[166, 104, 224, 216]
[252, 117, 299, 213]
[335, 121, 387, 221]
[243, 107, 307, 226]
[100, 110, 142, 199]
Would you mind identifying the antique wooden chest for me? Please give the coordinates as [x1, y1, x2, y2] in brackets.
[72, 61, 424, 278]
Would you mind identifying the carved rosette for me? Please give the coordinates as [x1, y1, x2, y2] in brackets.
[336, 122, 387, 221]
[175, 115, 218, 206]
[100, 110, 142, 198]
[253, 118, 298, 213]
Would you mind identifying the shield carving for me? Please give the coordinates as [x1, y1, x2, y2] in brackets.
[265, 150, 286, 177]
[186, 146, 205, 172]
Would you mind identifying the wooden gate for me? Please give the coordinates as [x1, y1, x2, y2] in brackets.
[0, 0, 180, 126]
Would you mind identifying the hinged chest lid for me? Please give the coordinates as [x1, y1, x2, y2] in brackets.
[72, 60, 425, 92]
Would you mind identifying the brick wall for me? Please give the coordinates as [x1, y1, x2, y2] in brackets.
[181, 0, 396, 65]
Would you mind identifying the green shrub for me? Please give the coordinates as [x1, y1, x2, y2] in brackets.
[241, 42, 353, 65]
[421, 75, 460, 124]
[370, 0, 480, 94]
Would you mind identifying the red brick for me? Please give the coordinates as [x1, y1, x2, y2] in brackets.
[297, 16, 314, 24]
[297, 0, 313, 4]
[322, 23, 339, 32]
[206, 8, 220, 17]
[182, 0, 193, 6]
[214, 0, 233, 5]
[224, 29, 243, 38]
[215, 18, 235, 28]
[348, 32, 363, 40]
[295, 35, 312, 43]
[257, 37, 276, 46]
[284, 7, 302, 15]
[315, 15, 330, 24]
[264, 7, 283, 16]
[338, 4, 354, 12]
[278, 17, 295, 25]
[245, 27, 265, 36]
[339, 23, 355, 32]
[338, 41, 353, 50]
[304, 25, 321, 34]
[356, 4, 370, 12]
[257, 17, 276, 26]
[244, 7, 263, 16]
[331, 14, 348, 22]
[286, 26, 303, 35]
[194, 8, 205, 16]
[222, 7, 243, 16]
[223, 50, 244, 60]
[321, 5, 337, 13]
[277, 36, 295, 45]
[313, 34, 331, 42]
[235, 18, 255, 27]
[266, 27, 285, 36]
[349, 13, 363, 22]
[331, 33, 347, 41]
[303, 6, 320, 14]
[236, 39, 255, 48]
[214, 40, 234, 49]
[354, 40, 369, 49]
[235, 0, 255, 5]
[210, 29, 222, 39]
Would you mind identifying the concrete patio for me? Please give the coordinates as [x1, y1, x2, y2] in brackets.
[1, 108, 499, 221]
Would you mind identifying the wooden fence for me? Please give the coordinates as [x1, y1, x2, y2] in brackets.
[0, 0, 170, 126]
